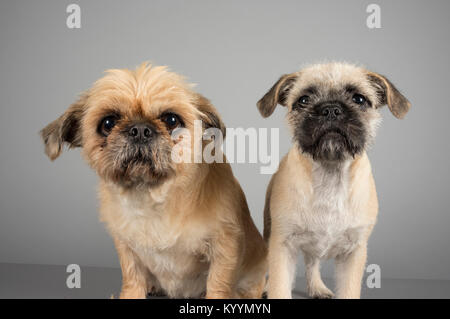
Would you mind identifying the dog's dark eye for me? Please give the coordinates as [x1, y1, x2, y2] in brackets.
[161, 113, 181, 130]
[352, 94, 366, 105]
[99, 116, 118, 136]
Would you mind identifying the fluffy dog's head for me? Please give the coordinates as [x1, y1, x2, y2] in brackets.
[257, 62, 410, 161]
[41, 63, 225, 188]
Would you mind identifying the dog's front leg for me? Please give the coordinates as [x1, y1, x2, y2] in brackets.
[267, 235, 298, 299]
[205, 229, 241, 299]
[114, 238, 149, 299]
[335, 243, 368, 299]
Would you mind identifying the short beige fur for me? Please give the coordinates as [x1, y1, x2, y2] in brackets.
[258, 62, 410, 299]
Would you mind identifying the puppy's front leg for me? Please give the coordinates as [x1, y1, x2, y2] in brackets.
[206, 228, 241, 299]
[304, 254, 334, 299]
[267, 235, 298, 299]
[335, 243, 367, 299]
[114, 238, 149, 299]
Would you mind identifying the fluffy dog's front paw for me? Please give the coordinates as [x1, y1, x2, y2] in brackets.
[147, 287, 166, 298]
[205, 290, 232, 299]
[120, 287, 147, 299]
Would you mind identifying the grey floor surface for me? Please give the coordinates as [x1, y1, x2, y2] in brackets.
[1, 263, 449, 299]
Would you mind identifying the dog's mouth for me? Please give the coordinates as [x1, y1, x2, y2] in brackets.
[120, 148, 153, 169]
[103, 143, 175, 188]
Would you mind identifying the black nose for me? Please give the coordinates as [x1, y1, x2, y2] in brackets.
[128, 123, 155, 143]
[321, 105, 343, 120]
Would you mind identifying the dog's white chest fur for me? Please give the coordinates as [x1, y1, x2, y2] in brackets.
[102, 186, 210, 298]
[289, 161, 368, 259]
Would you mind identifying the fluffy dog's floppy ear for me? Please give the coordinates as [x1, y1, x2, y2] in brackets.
[257, 73, 298, 118]
[194, 93, 226, 139]
[368, 72, 411, 119]
[40, 93, 87, 161]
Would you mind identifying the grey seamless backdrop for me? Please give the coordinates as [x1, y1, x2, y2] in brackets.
[1, 0, 449, 281]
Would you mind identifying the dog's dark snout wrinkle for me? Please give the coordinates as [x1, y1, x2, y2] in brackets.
[128, 123, 155, 144]
[320, 104, 343, 121]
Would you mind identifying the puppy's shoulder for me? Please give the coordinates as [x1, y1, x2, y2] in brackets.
[268, 147, 312, 217]
[272, 147, 312, 191]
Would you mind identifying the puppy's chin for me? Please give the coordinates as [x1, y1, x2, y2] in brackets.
[307, 131, 352, 161]
[297, 128, 366, 162]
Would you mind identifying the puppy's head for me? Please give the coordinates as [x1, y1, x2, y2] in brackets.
[257, 62, 410, 161]
[41, 63, 225, 188]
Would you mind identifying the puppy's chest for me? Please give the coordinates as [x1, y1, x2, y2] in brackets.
[291, 165, 367, 258]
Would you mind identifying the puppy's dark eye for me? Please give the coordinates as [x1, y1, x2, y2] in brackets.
[293, 96, 310, 109]
[99, 115, 118, 136]
[161, 113, 181, 130]
[352, 94, 366, 105]
[298, 95, 310, 105]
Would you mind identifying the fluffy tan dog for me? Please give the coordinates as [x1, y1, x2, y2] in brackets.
[258, 62, 410, 299]
[41, 63, 267, 299]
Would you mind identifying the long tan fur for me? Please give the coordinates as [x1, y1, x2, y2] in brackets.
[41, 63, 267, 299]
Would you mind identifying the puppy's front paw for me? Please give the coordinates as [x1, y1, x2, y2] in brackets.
[308, 285, 334, 299]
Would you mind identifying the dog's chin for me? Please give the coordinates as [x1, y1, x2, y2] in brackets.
[300, 129, 363, 162]
[92, 140, 177, 189]
[100, 157, 175, 189]
[125, 164, 171, 188]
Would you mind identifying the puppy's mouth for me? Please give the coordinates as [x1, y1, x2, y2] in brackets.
[293, 106, 367, 162]
[315, 128, 349, 144]
[299, 126, 362, 161]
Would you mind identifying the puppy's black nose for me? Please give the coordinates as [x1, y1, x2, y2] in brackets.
[128, 123, 155, 143]
[321, 105, 343, 121]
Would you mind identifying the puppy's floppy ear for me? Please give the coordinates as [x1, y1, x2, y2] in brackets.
[257, 73, 298, 118]
[367, 72, 411, 119]
[40, 93, 88, 161]
[194, 93, 226, 139]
